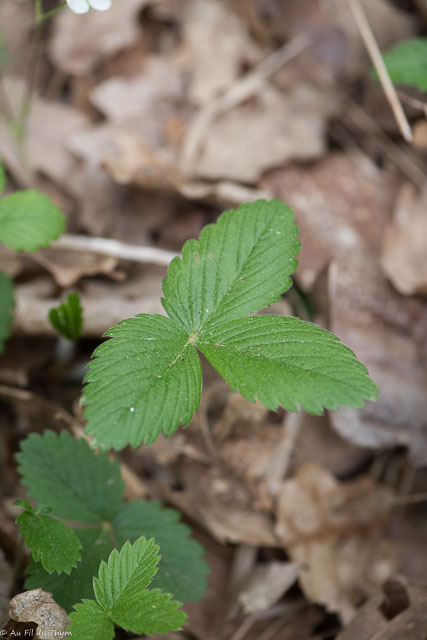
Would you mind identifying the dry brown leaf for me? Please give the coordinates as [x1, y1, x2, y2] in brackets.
[178, 0, 262, 106]
[337, 577, 427, 640]
[275, 464, 396, 622]
[381, 182, 427, 296]
[238, 561, 299, 614]
[30, 246, 118, 287]
[0, 0, 33, 75]
[0, 78, 88, 190]
[49, 0, 149, 76]
[194, 84, 333, 184]
[0, 550, 13, 625]
[4, 589, 70, 640]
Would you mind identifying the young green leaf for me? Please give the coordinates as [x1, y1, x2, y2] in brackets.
[83, 199, 376, 449]
[162, 199, 299, 332]
[48, 292, 83, 340]
[18, 431, 208, 611]
[83, 314, 202, 449]
[68, 538, 186, 638]
[0, 270, 14, 354]
[113, 500, 208, 602]
[0, 189, 65, 252]
[198, 316, 378, 413]
[15, 499, 82, 575]
[67, 600, 114, 640]
[377, 37, 427, 92]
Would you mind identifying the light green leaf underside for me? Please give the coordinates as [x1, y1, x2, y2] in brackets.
[49, 292, 83, 340]
[0, 270, 13, 354]
[17, 430, 124, 523]
[95, 537, 186, 635]
[83, 314, 202, 449]
[25, 528, 113, 612]
[0, 189, 65, 251]
[68, 600, 114, 640]
[113, 500, 208, 602]
[17, 509, 82, 575]
[162, 199, 299, 333]
[380, 37, 427, 91]
[198, 315, 378, 414]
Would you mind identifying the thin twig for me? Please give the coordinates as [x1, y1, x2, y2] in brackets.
[347, 0, 412, 142]
[52, 234, 178, 266]
[180, 33, 312, 175]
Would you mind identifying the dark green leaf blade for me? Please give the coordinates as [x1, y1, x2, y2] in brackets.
[162, 199, 299, 333]
[0, 270, 13, 354]
[113, 500, 208, 602]
[68, 600, 114, 640]
[0, 190, 65, 251]
[49, 292, 83, 340]
[0, 164, 6, 194]
[25, 528, 112, 612]
[379, 37, 427, 91]
[83, 314, 202, 450]
[198, 315, 378, 414]
[16, 509, 82, 575]
[16, 431, 124, 523]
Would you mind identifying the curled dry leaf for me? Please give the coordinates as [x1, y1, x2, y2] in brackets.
[30, 246, 118, 287]
[4, 588, 70, 640]
[381, 182, 427, 296]
[337, 577, 427, 640]
[275, 464, 396, 622]
[238, 561, 299, 614]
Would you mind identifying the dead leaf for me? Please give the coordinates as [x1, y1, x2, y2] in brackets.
[30, 246, 118, 287]
[178, 0, 262, 106]
[275, 464, 396, 622]
[194, 83, 333, 184]
[381, 182, 427, 296]
[238, 561, 299, 614]
[337, 577, 427, 640]
[0, 550, 13, 625]
[48, 0, 149, 76]
[4, 589, 70, 640]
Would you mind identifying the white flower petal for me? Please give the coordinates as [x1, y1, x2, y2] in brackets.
[66, 0, 90, 13]
[89, 0, 112, 10]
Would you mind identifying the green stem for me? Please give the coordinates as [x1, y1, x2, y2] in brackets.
[37, 1, 67, 25]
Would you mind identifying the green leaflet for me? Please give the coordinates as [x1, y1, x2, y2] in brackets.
[18, 431, 208, 612]
[162, 199, 299, 332]
[83, 199, 377, 449]
[0, 270, 14, 354]
[15, 499, 82, 575]
[49, 292, 83, 340]
[377, 37, 427, 92]
[0, 189, 65, 252]
[198, 316, 378, 414]
[83, 314, 202, 449]
[68, 538, 186, 639]
[0, 164, 5, 194]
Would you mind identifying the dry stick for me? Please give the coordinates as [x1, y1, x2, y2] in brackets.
[179, 33, 312, 175]
[53, 234, 178, 266]
[347, 0, 413, 143]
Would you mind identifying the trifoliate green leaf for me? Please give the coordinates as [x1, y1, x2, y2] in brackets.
[113, 500, 208, 602]
[16, 504, 82, 575]
[378, 37, 427, 92]
[0, 270, 13, 353]
[0, 189, 65, 251]
[0, 164, 6, 194]
[162, 199, 299, 332]
[94, 537, 186, 635]
[198, 315, 378, 413]
[68, 600, 114, 640]
[49, 292, 83, 340]
[16, 430, 124, 522]
[25, 528, 112, 612]
[83, 314, 202, 449]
